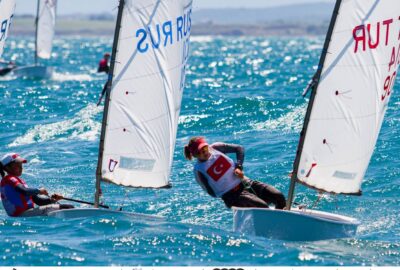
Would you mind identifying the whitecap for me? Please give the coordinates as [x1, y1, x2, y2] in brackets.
[179, 114, 210, 124]
[252, 104, 306, 132]
[190, 36, 214, 43]
[52, 72, 94, 82]
[9, 104, 102, 147]
[298, 251, 318, 261]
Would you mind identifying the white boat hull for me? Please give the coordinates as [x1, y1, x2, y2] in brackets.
[48, 208, 165, 220]
[233, 207, 359, 241]
[11, 65, 52, 79]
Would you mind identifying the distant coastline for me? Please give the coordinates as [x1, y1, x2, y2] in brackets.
[12, 18, 329, 37]
[12, 3, 332, 37]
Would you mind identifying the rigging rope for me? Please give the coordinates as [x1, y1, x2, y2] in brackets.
[311, 191, 324, 209]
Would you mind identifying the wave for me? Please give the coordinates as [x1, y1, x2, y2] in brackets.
[251, 103, 306, 133]
[9, 104, 102, 147]
[52, 72, 95, 82]
[179, 114, 210, 124]
[190, 36, 214, 43]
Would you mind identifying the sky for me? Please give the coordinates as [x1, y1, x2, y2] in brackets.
[15, 0, 333, 15]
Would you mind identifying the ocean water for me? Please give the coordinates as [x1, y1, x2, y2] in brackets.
[0, 35, 399, 266]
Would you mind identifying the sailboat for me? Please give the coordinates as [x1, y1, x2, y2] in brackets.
[11, 0, 57, 79]
[49, 0, 193, 218]
[233, 0, 400, 241]
[0, 0, 16, 58]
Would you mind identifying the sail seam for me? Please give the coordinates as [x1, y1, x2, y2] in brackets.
[327, 63, 394, 68]
[114, 62, 185, 82]
[310, 111, 380, 121]
[107, 112, 171, 132]
[302, 150, 374, 169]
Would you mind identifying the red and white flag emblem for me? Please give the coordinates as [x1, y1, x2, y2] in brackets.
[206, 156, 231, 181]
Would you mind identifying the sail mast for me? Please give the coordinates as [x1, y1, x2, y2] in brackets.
[286, 0, 343, 210]
[94, 0, 125, 207]
[34, 0, 40, 64]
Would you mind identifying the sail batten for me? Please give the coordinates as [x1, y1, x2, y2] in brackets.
[36, 0, 57, 60]
[294, 0, 400, 195]
[98, 0, 192, 188]
[0, 0, 16, 58]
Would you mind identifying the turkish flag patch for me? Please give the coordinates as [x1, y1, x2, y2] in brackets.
[206, 156, 232, 181]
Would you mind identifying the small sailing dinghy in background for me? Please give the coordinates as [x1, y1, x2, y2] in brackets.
[11, 0, 56, 79]
[233, 0, 400, 241]
[0, 0, 16, 58]
[49, 0, 192, 218]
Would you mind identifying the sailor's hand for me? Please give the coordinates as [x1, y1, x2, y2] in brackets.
[51, 194, 64, 201]
[39, 188, 49, 196]
[234, 168, 244, 179]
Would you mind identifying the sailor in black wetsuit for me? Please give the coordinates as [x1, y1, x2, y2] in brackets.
[184, 137, 286, 209]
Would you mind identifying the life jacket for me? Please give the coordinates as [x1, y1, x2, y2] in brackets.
[194, 149, 241, 197]
[0, 175, 35, 217]
[99, 59, 108, 68]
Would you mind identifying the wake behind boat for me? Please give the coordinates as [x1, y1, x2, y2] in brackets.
[234, 0, 400, 241]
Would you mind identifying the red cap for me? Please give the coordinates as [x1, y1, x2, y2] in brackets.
[189, 138, 208, 155]
[1, 153, 27, 166]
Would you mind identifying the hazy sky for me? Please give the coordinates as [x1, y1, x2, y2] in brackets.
[15, 0, 333, 15]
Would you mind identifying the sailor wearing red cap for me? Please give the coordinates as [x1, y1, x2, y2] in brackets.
[0, 153, 73, 217]
[184, 137, 286, 209]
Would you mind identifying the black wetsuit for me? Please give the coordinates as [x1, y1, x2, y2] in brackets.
[195, 142, 286, 209]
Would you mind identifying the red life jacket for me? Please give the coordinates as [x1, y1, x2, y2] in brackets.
[0, 175, 35, 216]
[99, 59, 108, 68]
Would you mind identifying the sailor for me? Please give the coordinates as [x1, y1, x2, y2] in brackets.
[0, 60, 16, 76]
[96, 52, 111, 106]
[0, 153, 73, 217]
[184, 137, 286, 209]
[97, 52, 110, 74]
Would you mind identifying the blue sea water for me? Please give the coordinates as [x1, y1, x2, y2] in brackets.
[0, 35, 399, 266]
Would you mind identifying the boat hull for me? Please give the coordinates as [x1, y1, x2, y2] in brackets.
[48, 208, 165, 220]
[12, 65, 52, 79]
[233, 207, 359, 241]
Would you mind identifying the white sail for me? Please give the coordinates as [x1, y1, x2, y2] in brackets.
[36, 0, 57, 59]
[101, 0, 192, 187]
[0, 0, 16, 58]
[296, 0, 400, 194]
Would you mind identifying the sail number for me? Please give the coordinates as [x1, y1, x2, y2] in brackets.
[382, 71, 397, 101]
[0, 14, 13, 42]
[352, 16, 400, 101]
